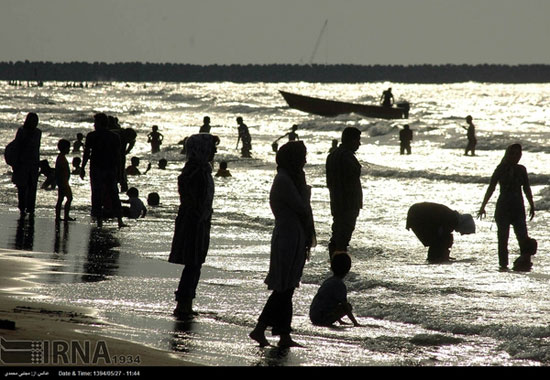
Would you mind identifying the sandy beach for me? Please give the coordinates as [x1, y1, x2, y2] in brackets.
[0, 249, 196, 369]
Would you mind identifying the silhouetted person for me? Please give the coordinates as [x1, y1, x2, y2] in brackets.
[73, 133, 84, 153]
[272, 125, 300, 152]
[250, 141, 316, 348]
[158, 158, 167, 170]
[326, 127, 362, 257]
[147, 125, 164, 153]
[118, 127, 137, 192]
[478, 144, 537, 271]
[406, 202, 475, 263]
[55, 139, 74, 221]
[380, 87, 394, 107]
[71, 156, 82, 175]
[122, 187, 147, 219]
[236, 116, 252, 158]
[126, 156, 151, 176]
[462, 115, 477, 156]
[199, 116, 211, 133]
[215, 161, 232, 177]
[80, 113, 125, 228]
[309, 252, 360, 327]
[147, 192, 160, 206]
[329, 139, 338, 154]
[399, 124, 413, 155]
[39, 159, 56, 190]
[10, 112, 41, 218]
[169, 133, 219, 319]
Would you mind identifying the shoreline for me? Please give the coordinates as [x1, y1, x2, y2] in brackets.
[0, 249, 198, 368]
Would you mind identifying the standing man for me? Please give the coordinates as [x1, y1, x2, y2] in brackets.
[326, 127, 363, 257]
[80, 113, 125, 228]
[462, 115, 477, 156]
[380, 87, 394, 107]
[399, 124, 413, 155]
[236, 116, 252, 158]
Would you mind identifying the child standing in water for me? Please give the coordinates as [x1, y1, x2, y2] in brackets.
[147, 125, 164, 154]
[55, 139, 74, 221]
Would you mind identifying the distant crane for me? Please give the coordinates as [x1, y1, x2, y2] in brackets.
[309, 19, 328, 65]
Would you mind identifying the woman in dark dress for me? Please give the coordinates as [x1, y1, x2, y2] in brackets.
[11, 113, 41, 218]
[249, 141, 316, 348]
[478, 144, 537, 271]
[169, 133, 219, 318]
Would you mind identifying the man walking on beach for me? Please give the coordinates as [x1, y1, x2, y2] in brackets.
[326, 127, 363, 257]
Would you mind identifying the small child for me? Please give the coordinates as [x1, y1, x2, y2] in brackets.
[147, 125, 164, 154]
[55, 139, 74, 221]
[215, 161, 232, 177]
[73, 133, 84, 153]
[147, 192, 160, 206]
[122, 187, 147, 219]
[309, 253, 360, 327]
[126, 157, 151, 176]
[71, 156, 82, 175]
[39, 159, 56, 190]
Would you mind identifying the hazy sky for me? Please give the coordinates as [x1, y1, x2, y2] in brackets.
[1, 0, 550, 65]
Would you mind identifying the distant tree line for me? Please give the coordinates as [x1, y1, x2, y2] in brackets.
[1, 61, 550, 83]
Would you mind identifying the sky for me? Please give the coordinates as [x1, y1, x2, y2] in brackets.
[1, 0, 550, 65]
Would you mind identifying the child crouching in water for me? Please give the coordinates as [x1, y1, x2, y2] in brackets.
[122, 187, 147, 219]
[309, 252, 360, 327]
[55, 139, 74, 221]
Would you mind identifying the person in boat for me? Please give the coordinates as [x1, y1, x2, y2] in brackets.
[236, 116, 252, 158]
[399, 125, 413, 155]
[326, 127, 363, 258]
[462, 115, 477, 156]
[380, 88, 394, 108]
[406, 202, 475, 263]
[478, 144, 537, 271]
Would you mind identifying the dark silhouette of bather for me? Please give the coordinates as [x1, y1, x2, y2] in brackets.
[478, 144, 537, 271]
[462, 115, 477, 156]
[406, 202, 475, 263]
[326, 127, 363, 257]
[236, 116, 252, 158]
[250, 141, 316, 348]
[10, 112, 42, 218]
[169, 133, 219, 319]
[399, 124, 413, 155]
[80, 113, 125, 228]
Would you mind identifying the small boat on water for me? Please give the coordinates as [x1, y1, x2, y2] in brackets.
[279, 90, 410, 120]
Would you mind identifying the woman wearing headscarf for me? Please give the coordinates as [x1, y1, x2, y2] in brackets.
[250, 141, 316, 348]
[11, 113, 41, 218]
[169, 133, 219, 318]
[478, 144, 537, 271]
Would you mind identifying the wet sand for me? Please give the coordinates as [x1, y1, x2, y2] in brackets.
[0, 249, 197, 368]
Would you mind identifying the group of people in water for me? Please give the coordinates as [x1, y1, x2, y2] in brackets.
[165, 116, 538, 348]
[5, 112, 163, 228]
[5, 110, 538, 349]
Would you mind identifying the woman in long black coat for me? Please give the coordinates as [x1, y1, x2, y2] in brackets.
[11, 113, 41, 218]
[169, 133, 218, 318]
[249, 141, 316, 348]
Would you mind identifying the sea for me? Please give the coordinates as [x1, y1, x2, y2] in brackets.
[1, 80, 550, 366]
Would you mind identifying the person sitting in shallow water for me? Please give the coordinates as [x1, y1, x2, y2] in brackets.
[126, 157, 151, 176]
[215, 161, 232, 177]
[309, 252, 360, 327]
